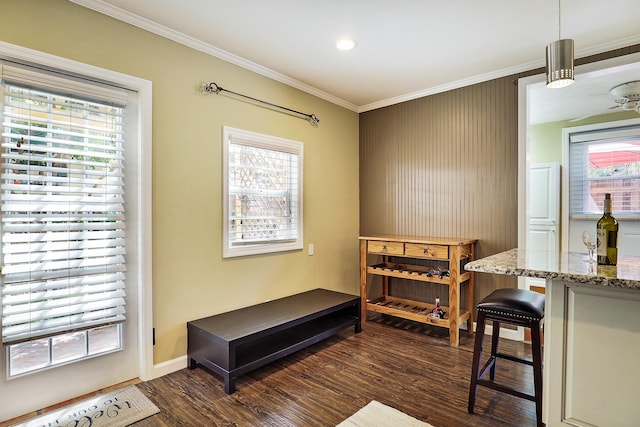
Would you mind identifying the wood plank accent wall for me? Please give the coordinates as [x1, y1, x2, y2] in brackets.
[359, 44, 640, 306]
[360, 76, 518, 304]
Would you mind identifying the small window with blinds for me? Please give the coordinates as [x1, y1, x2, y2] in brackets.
[222, 126, 303, 258]
[569, 125, 640, 218]
[1, 63, 128, 376]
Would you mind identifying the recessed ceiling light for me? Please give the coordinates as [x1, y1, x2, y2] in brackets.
[336, 39, 355, 51]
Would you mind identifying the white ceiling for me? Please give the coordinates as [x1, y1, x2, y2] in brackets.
[72, 0, 640, 120]
[529, 58, 640, 124]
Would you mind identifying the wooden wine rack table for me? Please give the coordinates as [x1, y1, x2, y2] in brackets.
[359, 235, 476, 346]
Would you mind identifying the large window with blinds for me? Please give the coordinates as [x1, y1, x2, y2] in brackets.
[222, 126, 303, 258]
[1, 63, 128, 376]
[569, 124, 640, 218]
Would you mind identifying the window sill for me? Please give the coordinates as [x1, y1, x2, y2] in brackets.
[571, 214, 640, 221]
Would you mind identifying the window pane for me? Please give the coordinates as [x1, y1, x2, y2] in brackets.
[229, 144, 298, 244]
[52, 331, 87, 364]
[9, 337, 50, 376]
[89, 324, 121, 354]
[587, 140, 640, 214]
[7, 325, 122, 377]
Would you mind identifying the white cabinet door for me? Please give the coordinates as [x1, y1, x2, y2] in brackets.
[545, 281, 640, 426]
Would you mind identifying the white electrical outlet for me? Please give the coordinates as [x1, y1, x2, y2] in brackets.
[308, 243, 314, 256]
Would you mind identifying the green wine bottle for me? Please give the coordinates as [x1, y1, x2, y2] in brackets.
[596, 193, 618, 265]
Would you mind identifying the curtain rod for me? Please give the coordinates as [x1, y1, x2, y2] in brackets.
[201, 82, 320, 127]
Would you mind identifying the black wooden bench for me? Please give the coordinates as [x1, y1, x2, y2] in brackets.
[187, 288, 361, 393]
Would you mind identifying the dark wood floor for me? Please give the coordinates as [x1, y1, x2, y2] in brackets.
[132, 315, 537, 427]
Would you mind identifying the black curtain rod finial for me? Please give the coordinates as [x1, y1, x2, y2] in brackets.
[308, 114, 320, 127]
[200, 82, 221, 95]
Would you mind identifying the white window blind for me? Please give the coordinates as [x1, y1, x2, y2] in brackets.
[569, 125, 640, 217]
[0, 64, 128, 344]
[223, 126, 303, 258]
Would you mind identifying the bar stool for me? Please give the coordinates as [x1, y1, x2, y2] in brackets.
[467, 288, 545, 427]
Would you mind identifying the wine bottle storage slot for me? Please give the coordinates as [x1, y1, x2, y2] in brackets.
[367, 295, 471, 328]
[360, 236, 477, 347]
[368, 262, 471, 284]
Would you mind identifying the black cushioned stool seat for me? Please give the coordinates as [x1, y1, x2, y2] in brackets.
[468, 288, 545, 427]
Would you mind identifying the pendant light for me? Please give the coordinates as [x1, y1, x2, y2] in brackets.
[546, 0, 574, 88]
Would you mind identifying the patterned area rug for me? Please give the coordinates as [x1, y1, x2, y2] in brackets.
[337, 400, 434, 427]
[10, 385, 159, 427]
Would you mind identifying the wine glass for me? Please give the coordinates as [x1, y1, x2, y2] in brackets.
[582, 231, 597, 264]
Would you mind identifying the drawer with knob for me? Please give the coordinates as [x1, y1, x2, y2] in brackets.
[367, 241, 404, 255]
[405, 243, 448, 260]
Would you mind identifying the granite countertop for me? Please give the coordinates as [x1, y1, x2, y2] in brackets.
[465, 248, 640, 289]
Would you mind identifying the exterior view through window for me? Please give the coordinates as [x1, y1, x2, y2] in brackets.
[570, 127, 640, 217]
[222, 126, 303, 258]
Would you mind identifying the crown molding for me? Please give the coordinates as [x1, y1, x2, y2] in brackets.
[69, 0, 640, 114]
[577, 34, 640, 60]
[356, 61, 541, 113]
[357, 34, 640, 113]
[68, 0, 359, 112]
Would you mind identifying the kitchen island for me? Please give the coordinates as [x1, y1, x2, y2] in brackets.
[465, 248, 640, 427]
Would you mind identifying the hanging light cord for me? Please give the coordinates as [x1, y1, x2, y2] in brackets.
[558, 0, 562, 40]
[201, 82, 320, 127]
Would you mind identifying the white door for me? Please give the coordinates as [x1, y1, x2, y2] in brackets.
[527, 162, 560, 289]
[529, 162, 560, 238]
[528, 225, 558, 252]
[0, 46, 151, 422]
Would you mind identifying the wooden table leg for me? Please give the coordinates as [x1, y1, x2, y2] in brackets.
[449, 245, 461, 346]
[360, 239, 368, 324]
[467, 242, 476, 333]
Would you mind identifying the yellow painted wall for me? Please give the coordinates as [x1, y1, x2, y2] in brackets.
[0, 0, 359, 364]
[530, 121, 565, 164]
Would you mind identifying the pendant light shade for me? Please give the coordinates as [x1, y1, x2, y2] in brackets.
[546, 38, 574, 88]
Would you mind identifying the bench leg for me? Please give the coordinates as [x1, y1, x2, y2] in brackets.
[188, 357, 197, 370]
[224, 375, 236, 394]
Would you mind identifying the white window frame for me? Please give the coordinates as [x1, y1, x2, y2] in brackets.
[222, 126, 303, 258]
[565, 118, 640, 221]
[0, 41, 153, 383]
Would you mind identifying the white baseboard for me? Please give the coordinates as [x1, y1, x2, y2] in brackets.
[152, 355, 188, 379]
[462, 321, 524, 341]
[476, 322, 524, 341]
